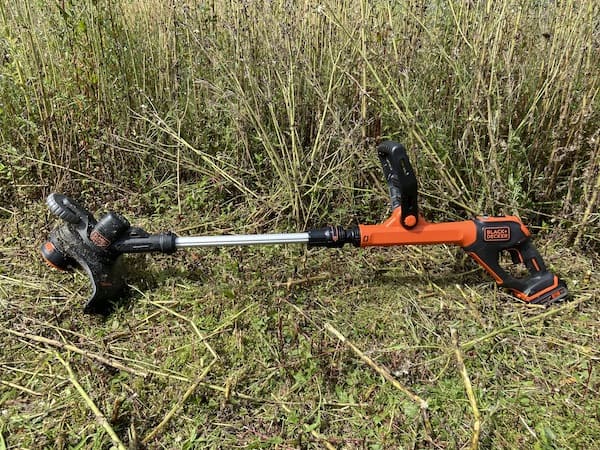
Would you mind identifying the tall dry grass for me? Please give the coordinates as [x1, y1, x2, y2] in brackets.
[0, 0, 598, 244]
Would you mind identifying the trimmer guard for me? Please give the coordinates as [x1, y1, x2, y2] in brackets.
[51, 223, 128, 314]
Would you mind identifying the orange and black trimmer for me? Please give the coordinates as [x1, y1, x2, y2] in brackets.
[42, 141, 568, 314]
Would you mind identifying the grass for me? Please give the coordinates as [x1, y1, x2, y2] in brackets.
[1, 200, 598, 448]
[1, 0, 599, 448]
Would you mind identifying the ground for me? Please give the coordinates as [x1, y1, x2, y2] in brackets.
[1, 197, 598, 449]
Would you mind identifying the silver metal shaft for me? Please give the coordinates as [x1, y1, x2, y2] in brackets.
[175, 232, 309, 248]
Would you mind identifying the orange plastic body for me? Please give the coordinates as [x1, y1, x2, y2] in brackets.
[358, 208, 567, 304]
[358, 208, 478, 248]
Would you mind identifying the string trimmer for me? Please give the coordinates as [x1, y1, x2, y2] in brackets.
[41, 141, 568, 314]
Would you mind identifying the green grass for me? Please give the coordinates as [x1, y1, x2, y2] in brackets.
[1, 0, 599, 448]
[1, 200, 598, 449]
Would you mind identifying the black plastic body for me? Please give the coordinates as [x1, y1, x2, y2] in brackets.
[43, 194, 178, 314]
[46, 207, 128, 314]
[462, 217, 568, 303]
[307, 226, 360, 248]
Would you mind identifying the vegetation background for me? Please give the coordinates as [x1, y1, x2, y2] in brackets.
[0, 0, 598, 448]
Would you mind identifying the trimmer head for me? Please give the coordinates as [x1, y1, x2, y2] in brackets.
[41, 194, 129, 314]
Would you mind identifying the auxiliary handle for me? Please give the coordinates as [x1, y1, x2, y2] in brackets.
[377, 141, 419, 228]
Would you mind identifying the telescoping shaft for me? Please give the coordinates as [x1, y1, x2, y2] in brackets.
[175, 233, 309, 248]
[111, 226, 361, 254]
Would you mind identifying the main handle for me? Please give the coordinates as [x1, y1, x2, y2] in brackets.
[461, 216, 568, 304]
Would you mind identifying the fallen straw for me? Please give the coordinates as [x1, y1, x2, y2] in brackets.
[5, 328, 148, 377]
[459, 294, 591, 351]
[324, 323, 432, 438]
[451, 328, 481, 450]
[142, 360, 216, 445]
[324, 323, 428, 409]
[55, 353, 127, 450]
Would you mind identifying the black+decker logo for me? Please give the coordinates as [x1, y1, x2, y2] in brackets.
[90, 230, 111, 249]
[483, 226, 511, 242]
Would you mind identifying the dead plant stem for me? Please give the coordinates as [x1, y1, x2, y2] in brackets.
[324, 322, 432, 438]
[4, 328, 149, 377]
[56, 353, 127, 450]
[451, 328, 481, 450]
[142, 360, 216, 445]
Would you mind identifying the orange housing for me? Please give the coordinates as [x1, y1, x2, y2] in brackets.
[358, 208, 478, 248]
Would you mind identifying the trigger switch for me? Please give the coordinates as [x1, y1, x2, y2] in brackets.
[508, 248, 522, 264]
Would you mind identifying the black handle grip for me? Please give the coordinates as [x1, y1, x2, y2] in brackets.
[463, 216, 568, 304]
[112, 230, 177, 254]
[376, 141, 419, 228]
[377, 141, 404, 210]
